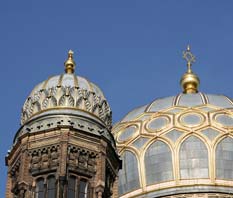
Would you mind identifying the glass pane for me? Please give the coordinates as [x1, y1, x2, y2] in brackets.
[122, 105, 146, 122]
[78, 180, 87, 198]
[68, 176, 76, 198]
[132, 137, 149, 149]
[207, 94, 233, 108]
[165, 130, 183, 142]
[48, 176, 56, 198]
[145, 140, 173, 185]
[179, 136, 209, 179]
[68, 190, 75, 198]
[148, 96, 174, 112]
[178, 93, 204, 106]
[118, 151, 140, 195]
[148, 117, 168, 131]
[201, 128, 219, 140]
[35, 178, 44, 198]
[118, 126, 137, 142]
[48, 190, 55, 198]
[216, 137, 233, 180]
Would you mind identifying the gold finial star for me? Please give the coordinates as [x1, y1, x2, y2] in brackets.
[183, 45, 195, 73]
[64, 49, 76, 74]
[180, 45, 200, 94]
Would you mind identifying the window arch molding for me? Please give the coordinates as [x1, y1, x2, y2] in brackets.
[67, 174, 90, 198]
[176, 133, 211, 159]
[34, 175, 57, 198]
[142, 137, 174, 159]
[176, 132, 211, 151]
[213, 134, 233, 150]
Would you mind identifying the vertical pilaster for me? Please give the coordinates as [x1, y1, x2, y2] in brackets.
[58, 128, 69, 198]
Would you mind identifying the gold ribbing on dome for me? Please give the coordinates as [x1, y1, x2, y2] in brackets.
[180, 45, 200, 94]
[64, 50, 76, 74]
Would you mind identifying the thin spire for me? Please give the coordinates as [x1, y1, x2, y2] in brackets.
[64, 50, 76, 74]
[180, 45, 200, 94]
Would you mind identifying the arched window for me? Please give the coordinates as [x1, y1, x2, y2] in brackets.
[78, 180, 88, 198]
[118, 151, 140, 195]
[216, 137, 233, 180]
[145, 140, 173, 185]
[35, 178, 44, 198]
[47, 176, 56, 198]
[67, 176, 89, 198]
[68, 176, 76, 198]
[179, 136, 209, 179]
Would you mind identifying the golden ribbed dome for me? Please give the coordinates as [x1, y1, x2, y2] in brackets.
[113, 93, 233, 197]
[113, 47, 233, 197]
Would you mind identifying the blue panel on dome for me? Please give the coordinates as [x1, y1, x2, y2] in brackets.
[180, 136, 209, 179]
[165, 130, 183, 142]
[118, 126, 137, 142]
[148, 117, 168, 131]
[148, 96, 175, 112]
[138, 114, 151, 121]
[201, 128, 219, 140]
[145, 141, 173, 185]
[118, 151, 140, 195]
[132, 137, 149, 149]
[177, 93, 204, 106]
[206, 94, 233, 108]
[216, 114, 233, 127]
[122, 105, 147, 122]
[166, 107, 184, 114]
[198, 107, 215, 112]
[181, 113, 202, 127]
[216, 137, 233, 180]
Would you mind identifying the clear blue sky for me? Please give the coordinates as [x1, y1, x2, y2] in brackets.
[1, 1, 233, 196]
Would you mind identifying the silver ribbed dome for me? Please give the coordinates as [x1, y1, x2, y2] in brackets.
[113, 92, 233, 198]
[16, 50, 115, 146]
[21, 73, 111, 128]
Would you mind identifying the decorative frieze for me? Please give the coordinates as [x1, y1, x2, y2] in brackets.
[29, 145, 60, 175]
[68, 145, 98, 175]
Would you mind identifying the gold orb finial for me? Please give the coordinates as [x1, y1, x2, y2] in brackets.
[64, 50, 76, 74]
[180, 45, 200, 94]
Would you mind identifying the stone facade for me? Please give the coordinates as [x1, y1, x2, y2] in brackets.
[5, 117, 120, 198]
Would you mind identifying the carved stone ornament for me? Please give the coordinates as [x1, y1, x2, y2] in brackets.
[9, 159, 21, 192]
[29, 145, 59, 174]
[68, 145, 97, 174]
